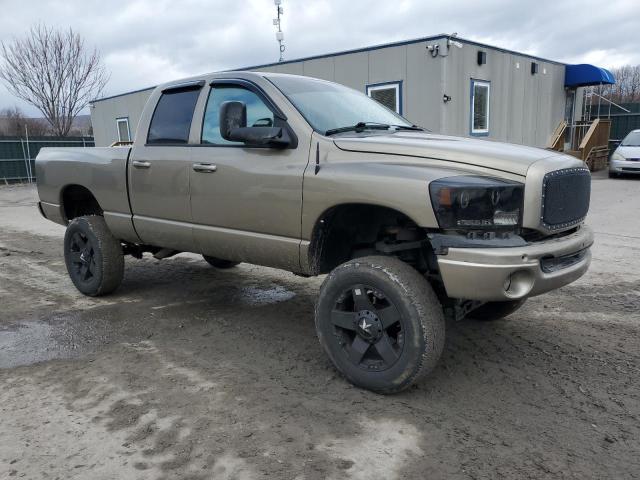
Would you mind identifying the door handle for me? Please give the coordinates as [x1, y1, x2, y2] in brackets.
[192, 163, 217, 173]
[132, 160, 151, 169]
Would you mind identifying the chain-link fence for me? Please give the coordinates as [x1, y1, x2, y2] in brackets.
[0, 136, 94, 183]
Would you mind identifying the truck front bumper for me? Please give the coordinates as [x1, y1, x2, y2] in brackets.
[436, 225, 594, 301]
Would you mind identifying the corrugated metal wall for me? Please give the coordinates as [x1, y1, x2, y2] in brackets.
[0, 137, 94, 182]
[255, 42, 444, 133]
[89, 38, 569, 149]
[440, 46, 566, 147]
[257, 40, 567, 148]
[90, 88, 154, 147]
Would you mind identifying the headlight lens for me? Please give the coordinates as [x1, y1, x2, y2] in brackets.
[429, 176, 524, 230]
[611, 152, 625, 162]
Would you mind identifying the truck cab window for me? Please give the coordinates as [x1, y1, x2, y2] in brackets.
[201, 86, 274, 145]
[147, 88, 201, 144]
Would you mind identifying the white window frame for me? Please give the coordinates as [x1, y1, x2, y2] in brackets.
[470, 80, 490, 136]
[116, 117, 131, 143]
[366, 81, 402, 114]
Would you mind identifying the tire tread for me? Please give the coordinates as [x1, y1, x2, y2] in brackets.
[316, 256, 445, 394]
[65, 215, 124, 296]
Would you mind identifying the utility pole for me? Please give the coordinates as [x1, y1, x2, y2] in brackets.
[273, 0, 285, 62]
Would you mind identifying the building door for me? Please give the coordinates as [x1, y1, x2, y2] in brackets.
[564, 89, 576, 149]
[189, 81, 309, 272]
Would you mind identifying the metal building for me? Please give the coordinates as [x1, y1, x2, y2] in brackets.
[89, 34, 614, 156]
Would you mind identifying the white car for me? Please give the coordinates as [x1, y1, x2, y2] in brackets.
[610, 129, 640, 178]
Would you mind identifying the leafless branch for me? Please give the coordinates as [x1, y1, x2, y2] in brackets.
[603, 65, 640, 104]
[0, 106, 50, 136]
[0, 24, 109, 136]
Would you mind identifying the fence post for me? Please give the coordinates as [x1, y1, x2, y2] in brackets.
[20, 138, 28, 184]
[25, 125, 33, 183]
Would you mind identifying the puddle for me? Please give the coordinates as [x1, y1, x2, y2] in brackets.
[0, 307, 146, 369]
[238, 285, 296, 306]
[0, 321, 61, 368]
[0, 284, 297, 369]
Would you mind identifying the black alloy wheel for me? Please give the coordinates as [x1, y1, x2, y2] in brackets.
[330, 284, 404, 371]
[68, 231, 97, 283]
[64, 216, 124, 296]
[316, 256, 445, 394]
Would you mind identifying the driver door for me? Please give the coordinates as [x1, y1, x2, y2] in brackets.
[189, 81, 310, 271]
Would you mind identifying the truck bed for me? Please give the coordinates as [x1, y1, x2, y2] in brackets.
[35, 146, 138, 242]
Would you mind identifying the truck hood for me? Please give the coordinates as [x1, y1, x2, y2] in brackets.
[333, 131, 564, 176]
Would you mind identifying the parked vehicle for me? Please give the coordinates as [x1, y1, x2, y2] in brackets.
[609, 129, 640, 177]
[35, 72, 593, 393]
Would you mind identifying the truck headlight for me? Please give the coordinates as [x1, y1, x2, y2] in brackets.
[429, 176, 524, 230]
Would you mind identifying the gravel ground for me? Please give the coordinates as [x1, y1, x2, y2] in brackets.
[0, 171, 639, 479]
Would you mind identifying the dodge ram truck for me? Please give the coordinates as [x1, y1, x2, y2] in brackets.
[36, 72, 593, 393]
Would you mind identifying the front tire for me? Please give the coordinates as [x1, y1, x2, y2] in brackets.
[64, 216, 124, 296]
[468, 299, 526, 321]
[203, 256, 240, 269]
[315, 256, 445, 394]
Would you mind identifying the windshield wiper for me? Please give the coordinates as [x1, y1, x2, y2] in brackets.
[393, 124, 424, 131]
[325, 122, 391, 136]
[325, 122, 424, 136]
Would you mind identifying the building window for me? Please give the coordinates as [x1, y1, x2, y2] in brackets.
[470, 79, 490, 135]
[116, 117, 131, 143]
[366, 81, 402, 114]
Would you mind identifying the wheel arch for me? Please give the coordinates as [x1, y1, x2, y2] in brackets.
[60, 184, 103, 223]
[306, 202, 429, 275]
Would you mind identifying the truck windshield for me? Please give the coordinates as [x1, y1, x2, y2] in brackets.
[621, 131, 640, 146]
[268, 75, 415, 135]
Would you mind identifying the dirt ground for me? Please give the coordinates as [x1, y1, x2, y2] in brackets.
[0, 171, 639, 479]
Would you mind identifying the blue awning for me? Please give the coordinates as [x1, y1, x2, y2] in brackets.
[565, 64, 615, 88]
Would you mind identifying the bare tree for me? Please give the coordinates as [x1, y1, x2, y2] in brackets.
[0, 106, 50, 136]
[0, 25, 108, 136]
[605, 65, 640, 103]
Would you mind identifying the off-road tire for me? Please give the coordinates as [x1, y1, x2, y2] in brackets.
[315, 256, 445, 394]
[468, 299, 526, 321]
[203, 256, 240, 269]
[64, 215, 124, 296]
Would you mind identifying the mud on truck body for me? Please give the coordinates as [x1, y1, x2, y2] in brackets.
[36, 72, 593, 393]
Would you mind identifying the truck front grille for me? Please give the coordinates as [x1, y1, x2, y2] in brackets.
[541, 167, 590, 231]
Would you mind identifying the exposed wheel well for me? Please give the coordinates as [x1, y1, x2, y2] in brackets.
[307, 204, 438, 275]
[61, 185, 103, 222]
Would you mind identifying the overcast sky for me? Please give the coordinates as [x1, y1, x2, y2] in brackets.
[0, 0, 638, 116]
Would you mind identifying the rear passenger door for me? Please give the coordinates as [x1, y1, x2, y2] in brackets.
[128, 81, 204, 252]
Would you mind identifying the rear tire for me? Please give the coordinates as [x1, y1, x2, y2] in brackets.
[64, 216, 124, 296]
[203, 256, 240, 269]
[468, 299, 526, 321]
[315, 256, 445, 394]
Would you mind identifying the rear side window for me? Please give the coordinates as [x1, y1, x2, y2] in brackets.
[147, 87, 201, 144]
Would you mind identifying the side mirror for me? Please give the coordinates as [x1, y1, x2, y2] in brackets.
[219, 100, 291, 148]
[219, 101, 247, 140]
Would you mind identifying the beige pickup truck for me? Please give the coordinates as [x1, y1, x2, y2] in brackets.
[36, 72, 593, 393]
